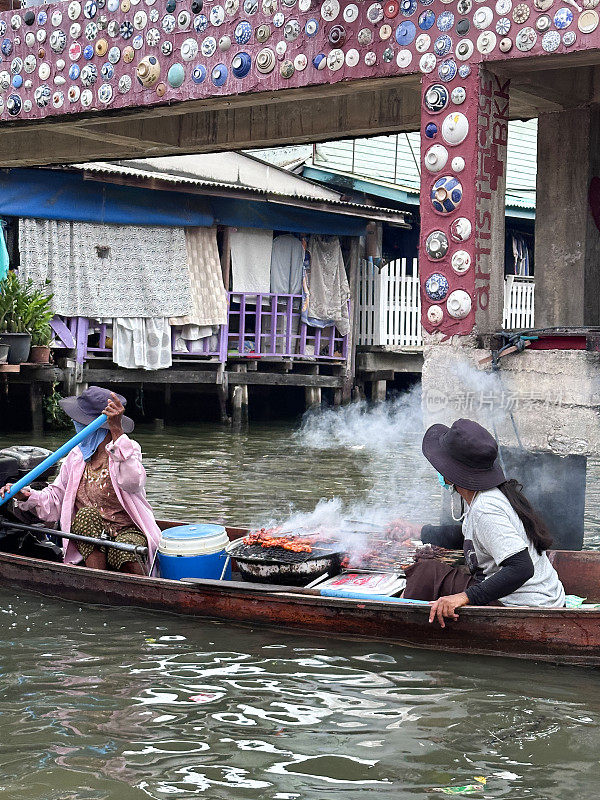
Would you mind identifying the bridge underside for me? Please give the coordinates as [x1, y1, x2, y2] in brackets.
[1, 53, 600, 167]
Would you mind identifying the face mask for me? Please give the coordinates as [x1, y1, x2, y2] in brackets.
[73, 421, 108, 462]
[437, 471, 453, 492]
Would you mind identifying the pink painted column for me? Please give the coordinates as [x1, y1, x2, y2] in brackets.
[419, 66, 509, 339]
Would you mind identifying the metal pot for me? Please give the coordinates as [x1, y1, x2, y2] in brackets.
[228, 538, 345, 585]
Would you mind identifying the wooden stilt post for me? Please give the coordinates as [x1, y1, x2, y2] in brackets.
[230, 363, 247, 428]
[342, 236, 361, 404]
[29, 382, 44, 434]
[217, 366, 230, 423]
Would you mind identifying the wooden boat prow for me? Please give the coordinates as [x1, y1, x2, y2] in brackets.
[0, 522, 599, 668]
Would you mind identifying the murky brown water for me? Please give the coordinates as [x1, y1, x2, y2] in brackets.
[1, 405, 600, 799]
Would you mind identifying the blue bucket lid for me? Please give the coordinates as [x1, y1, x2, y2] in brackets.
[161, 523, 227, 540]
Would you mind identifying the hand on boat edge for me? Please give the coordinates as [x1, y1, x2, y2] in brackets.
[0, 483, 31, 502]
[428, 592, 469, 628]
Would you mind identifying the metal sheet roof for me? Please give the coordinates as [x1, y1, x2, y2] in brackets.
[66, 160, 411, 226]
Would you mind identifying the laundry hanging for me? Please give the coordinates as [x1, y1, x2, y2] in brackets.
[169, 227, 228, 328]
[18, 218, 191, 318]
[230, 227, 273, 295]
[112, 318, 172, 370]
[270, 234, 304, 295]
[303, 235, 350, 336]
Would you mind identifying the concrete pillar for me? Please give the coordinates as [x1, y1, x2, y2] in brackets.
[371, 379, 387, 402]
[535, 107, 600, 327]
[419, 67, 509, 340]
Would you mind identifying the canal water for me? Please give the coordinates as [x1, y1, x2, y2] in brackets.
[1, 400, 600, 799]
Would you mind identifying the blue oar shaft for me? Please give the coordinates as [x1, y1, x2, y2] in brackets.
[0, 414, 107, 506]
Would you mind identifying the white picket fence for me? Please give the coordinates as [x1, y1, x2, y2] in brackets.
[503, 275, 535, 330]
[357, 260, 535, 347]
[358, 258, 421, 347]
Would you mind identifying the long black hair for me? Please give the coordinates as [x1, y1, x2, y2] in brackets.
[496, 479, 553, 555]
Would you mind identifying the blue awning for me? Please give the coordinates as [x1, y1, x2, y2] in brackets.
[0, 168, 367, 235]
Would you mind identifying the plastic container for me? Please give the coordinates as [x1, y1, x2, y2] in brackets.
[157, 523, 231, 581]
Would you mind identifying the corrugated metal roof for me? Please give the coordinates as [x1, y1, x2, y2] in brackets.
[65, 161, 411, 224]
[310, 119, 537, 210]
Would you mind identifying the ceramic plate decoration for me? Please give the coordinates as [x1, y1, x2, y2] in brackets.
[431, 175, 463, 213]
[446, 289, 472, 319]
[450, 217, 472, 241]
[419, 10, 435, 29]
[321, 0, 341, 21]
[396, 21, 417, 44]
[554, 7, 573, 28]
[424, 83, 449, 113]
[473, 6, 493, 29]
[451, 250, 471, 273]
[343, 3, 359, 22]
[425, 230, 449, 259]
[534, 0, 553, 8]
[421, 52, 437, 74]
[477, 31, 497, 54]
[396, 49, 412, 66]
[438, 58, 457, 81]
[442, 111, 469, 145]
[455, 38, 474, 59]
[234, 20, 252, 43]
[496, 16, 511, 34]
[424, 143, 449, 172]
[512, 2, 530, 22]
[437, 10, 454, 30]
[427, 305, 444, 325]
[434, 34, 452, 55]
[425, 273, 449, 301]
[367, 3, 384, 23]
[515, 26, 537, 50]
[578, 9, 599, 32]
[542, 29, 560, 49]
[400, 0, 417, 16]
[415, 33, 431, 51]
[451, 85, 466, 103]
[563, 30, 576, 45]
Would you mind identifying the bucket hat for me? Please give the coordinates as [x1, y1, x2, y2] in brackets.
[59, 385, 134, 433]
[422, 418, 505, 491]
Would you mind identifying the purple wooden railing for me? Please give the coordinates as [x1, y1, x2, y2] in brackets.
[51, 292, 349, 367]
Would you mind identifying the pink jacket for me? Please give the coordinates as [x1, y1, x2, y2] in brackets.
[17, 434, 161, 572]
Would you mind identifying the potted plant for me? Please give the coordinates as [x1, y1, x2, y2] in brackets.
[0, 272, 54, 364]
[29, 320, 53, 364]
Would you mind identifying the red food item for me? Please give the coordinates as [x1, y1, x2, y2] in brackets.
[242, 528, 314, 553]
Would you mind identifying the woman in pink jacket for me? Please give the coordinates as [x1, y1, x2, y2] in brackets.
[0, 386, 161, 575]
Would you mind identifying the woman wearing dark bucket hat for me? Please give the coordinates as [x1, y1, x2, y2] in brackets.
[403, 419, 565, 627]
[0, 386, 161, 575]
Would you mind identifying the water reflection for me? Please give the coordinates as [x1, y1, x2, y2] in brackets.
[1, 593, 600, 800]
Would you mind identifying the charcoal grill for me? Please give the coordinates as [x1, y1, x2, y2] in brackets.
[228, 538, 346, 585]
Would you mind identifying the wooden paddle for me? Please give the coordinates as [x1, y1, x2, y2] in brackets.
[0, 413, 108, 507]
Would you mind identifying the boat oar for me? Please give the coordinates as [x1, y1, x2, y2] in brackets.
[0, 519, 148, 558]
[0, 413, 107, 507]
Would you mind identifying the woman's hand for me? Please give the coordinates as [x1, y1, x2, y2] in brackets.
[0, 483, 31, 502]
[103, 393, 125, 440]
[428, 592, 469, 628]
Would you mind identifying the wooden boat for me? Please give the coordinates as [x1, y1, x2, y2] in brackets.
[0, 521, 599, 668]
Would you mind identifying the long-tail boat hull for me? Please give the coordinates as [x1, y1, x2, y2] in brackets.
[0, 526, 599, 667]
